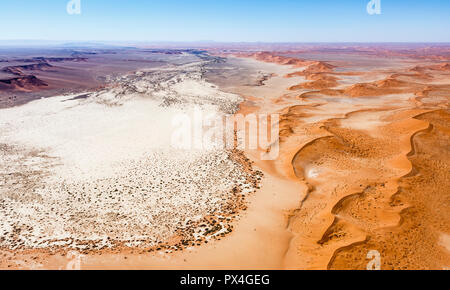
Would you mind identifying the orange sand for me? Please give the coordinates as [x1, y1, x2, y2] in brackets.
[229, 50, 450, 270]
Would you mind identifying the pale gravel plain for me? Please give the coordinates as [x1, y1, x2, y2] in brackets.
[0, 57, 259, 251]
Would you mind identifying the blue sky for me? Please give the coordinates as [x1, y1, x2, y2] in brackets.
[0, 0, 449, 42]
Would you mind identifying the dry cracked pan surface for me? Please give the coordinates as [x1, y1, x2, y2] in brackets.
[0, 55, 262, 260]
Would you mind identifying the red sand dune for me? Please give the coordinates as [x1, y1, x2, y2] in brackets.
[289, 75, 339, 90]
[232, 51, 313, 67]
[0, 75, 48, 91]
[2, 62, 53, 76]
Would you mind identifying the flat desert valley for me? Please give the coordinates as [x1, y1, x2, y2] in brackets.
[0, 44, 449, 270]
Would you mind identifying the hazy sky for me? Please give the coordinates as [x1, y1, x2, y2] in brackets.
[1, 0, 449, 42]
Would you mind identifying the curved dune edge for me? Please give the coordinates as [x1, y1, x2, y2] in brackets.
[325, 112, 435, 269]
[232, 51, 449, 270]
[328, 109, 450, 270]
[282, 109, 432, 270]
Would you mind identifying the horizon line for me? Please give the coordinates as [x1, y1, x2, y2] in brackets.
[1, 40, 450, 45]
